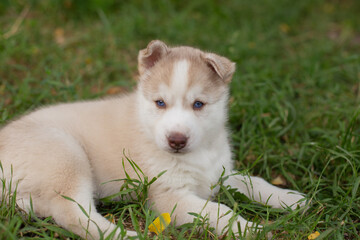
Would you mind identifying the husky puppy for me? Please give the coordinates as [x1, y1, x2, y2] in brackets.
[0, 40, 305, 239]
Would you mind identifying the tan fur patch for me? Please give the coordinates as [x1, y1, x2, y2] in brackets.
[139, 46, 229, 105]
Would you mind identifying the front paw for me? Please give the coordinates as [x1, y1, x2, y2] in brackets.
[230, 220, 274, 240]
[275, 189, 306, 210]
[230, 219, 263, 238]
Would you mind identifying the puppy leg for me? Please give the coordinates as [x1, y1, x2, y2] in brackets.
[2, 129, 136, 239]
[18, 189, 137, 239]
[224, 172, 305, 210]
[50, 183, 138, 239]
[151, 192, 261, 237]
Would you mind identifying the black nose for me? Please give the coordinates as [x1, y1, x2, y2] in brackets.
[167, 132, 187, 150]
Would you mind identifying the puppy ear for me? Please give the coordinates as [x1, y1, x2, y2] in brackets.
[138, 40, 169, 75]
[202, 53, 236, 83]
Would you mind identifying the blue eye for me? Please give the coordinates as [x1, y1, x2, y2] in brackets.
[155, 100, 166, 108]
[193, 101, 204, 110]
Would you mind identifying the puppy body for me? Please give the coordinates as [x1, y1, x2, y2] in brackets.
[0, 41, 305, 239]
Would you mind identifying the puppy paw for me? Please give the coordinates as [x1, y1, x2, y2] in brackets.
[276, 189, 306, 210]
[231, 220, 263, 238]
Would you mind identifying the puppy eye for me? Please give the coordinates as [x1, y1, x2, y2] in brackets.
[193, 101, 204, 110]
[155, 100, 166, 109]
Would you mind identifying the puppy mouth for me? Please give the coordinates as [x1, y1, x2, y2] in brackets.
[167, 148, 188, 154]
[173, 149, 185, 154]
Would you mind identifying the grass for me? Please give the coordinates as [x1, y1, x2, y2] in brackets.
[1, 0, 360, 239]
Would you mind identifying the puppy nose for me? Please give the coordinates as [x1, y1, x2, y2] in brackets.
[167, 132, 187, 150]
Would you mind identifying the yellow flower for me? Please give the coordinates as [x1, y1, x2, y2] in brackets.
[308, 231, 320, 239]
[148, 213, 171, 235]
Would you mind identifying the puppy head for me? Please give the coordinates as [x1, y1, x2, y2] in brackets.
[137, 40, 235, 154]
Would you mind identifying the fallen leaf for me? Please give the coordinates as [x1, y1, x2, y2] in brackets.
[54, 28, 65, 46]
[148, 213, 171, 235]
[279, 23, 290, 33]
[308, 231, 320, 239]
[271, 175, 286, 186]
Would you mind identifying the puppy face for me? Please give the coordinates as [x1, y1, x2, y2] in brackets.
[137, 41, 235, 154]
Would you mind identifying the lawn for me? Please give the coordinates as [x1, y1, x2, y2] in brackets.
[1, 0, 359, 239]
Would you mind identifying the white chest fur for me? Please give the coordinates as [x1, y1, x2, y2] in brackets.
[147, 135, 233, 199]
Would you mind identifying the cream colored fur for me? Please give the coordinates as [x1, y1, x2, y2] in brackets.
[0, 40, 305, 239]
